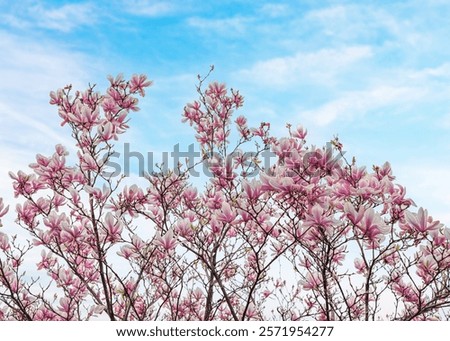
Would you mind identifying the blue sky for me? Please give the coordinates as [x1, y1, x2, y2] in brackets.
[0, 0, 449, 226]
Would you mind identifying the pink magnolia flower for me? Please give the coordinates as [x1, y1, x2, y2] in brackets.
[285, 148, 303, 169]
[0, 198, 8, 218]
[124, 184, 145, 202]
[9, 170, 43, 197]
[404, 207, 442, 234]
[60, 224, 83, 244]
[58, 297, 72, 315]
[250, 122, 270, 138]
[292, 124, 307, 140]
[430, 229, 447, 246]
[270, 176, 296, 193]
[131, 235, 145, 250]
[382, 247, 399, 265]
[102, 96, 120, 114]
[345, 295, 364, 319]
[231, 89, 244, 107]
[216, 202, 236, 224]
[175, 218, 194, 240]
[303, 204, 335, 230]
[30, 154, 50, 169]
[357, 208, 389, 247]
[98, 120, 115, 141]
[244, 302, 258, 319]
[107, 73, 124, 86]
[242, 179, 262, 200]
[84, 184, 111, 203]
[210, 217, 222, 234]
[416, 255, 437, 284]
[104, 212, 123, 242]
[0, 232, 10, 251]
[344, 202, 365, 225]
[301, 272, 322, 291]
[57, 269, 74, 287]
[235, 115, 247, 128]
[49, 89, 63, 105]
[272, 138, 295, 158]
[117, 245, 137, 260]
[37, 250, 57, 270]
[183, 187, 198, 203]
[226, 226, 237, 237]
[392, 279, 419, 304]
[262, 290, 272, 298]
[376, 161, 395, 181]
[354, 258, 366, 274]
[182, 101, 202, 125]
[207, 82, 227, 97]
[124, 279, 137, 294]
[80, 152, 98, 172]
[222, 265, 237, 279]
[351, 166, 367, 182]
[129, 74, 153, 96]
[35, 307, 58, 321]
[43, 212, 69, 234]
[270, 241, 284, 256]
[333, 181, 353, 198]
[52, 194, 66, 209]
[154, 229, 177, 251]
[121, 96, 139, 112]
[16, 201, 39, 228]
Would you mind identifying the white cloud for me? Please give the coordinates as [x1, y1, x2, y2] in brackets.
[33, 2, 95, 32]
[124, 0, 177, 17]
[306, 4, 348, 22]
[0, 32, 94, 94]
[187, 16, 251, 35]
[235, 46, 372, 88]
[408, 62, 450, 81]
[0, 13, 29, 30]
[303, 3, 427, 49]
[0, 101, 73, 147]
[0, 2, 96, 32]
[259, 3, 290, 18]
[301, 85, 426, 126]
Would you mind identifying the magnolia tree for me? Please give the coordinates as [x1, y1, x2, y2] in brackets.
[0, 71, 449, 321]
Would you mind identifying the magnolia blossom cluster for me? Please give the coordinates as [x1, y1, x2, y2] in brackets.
[0, 73, 449, 321]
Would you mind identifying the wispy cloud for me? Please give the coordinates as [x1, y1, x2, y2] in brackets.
[0, 101, 73, 147]
[187, 16, 251, 35]
[301, 85, 425, 126]
[408, 62, 450, 81]
[298, 57, 450, 127]
[303, 4, 414, 45]
[235, 46, 372, 88]
[33, 2, 96, 32]
[1, 2, 96, 32]
[124, 0, 179, 17]
[0, 30, 94, 98]
[305, 4, 348, 22]
[258, 3, 291, 18]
